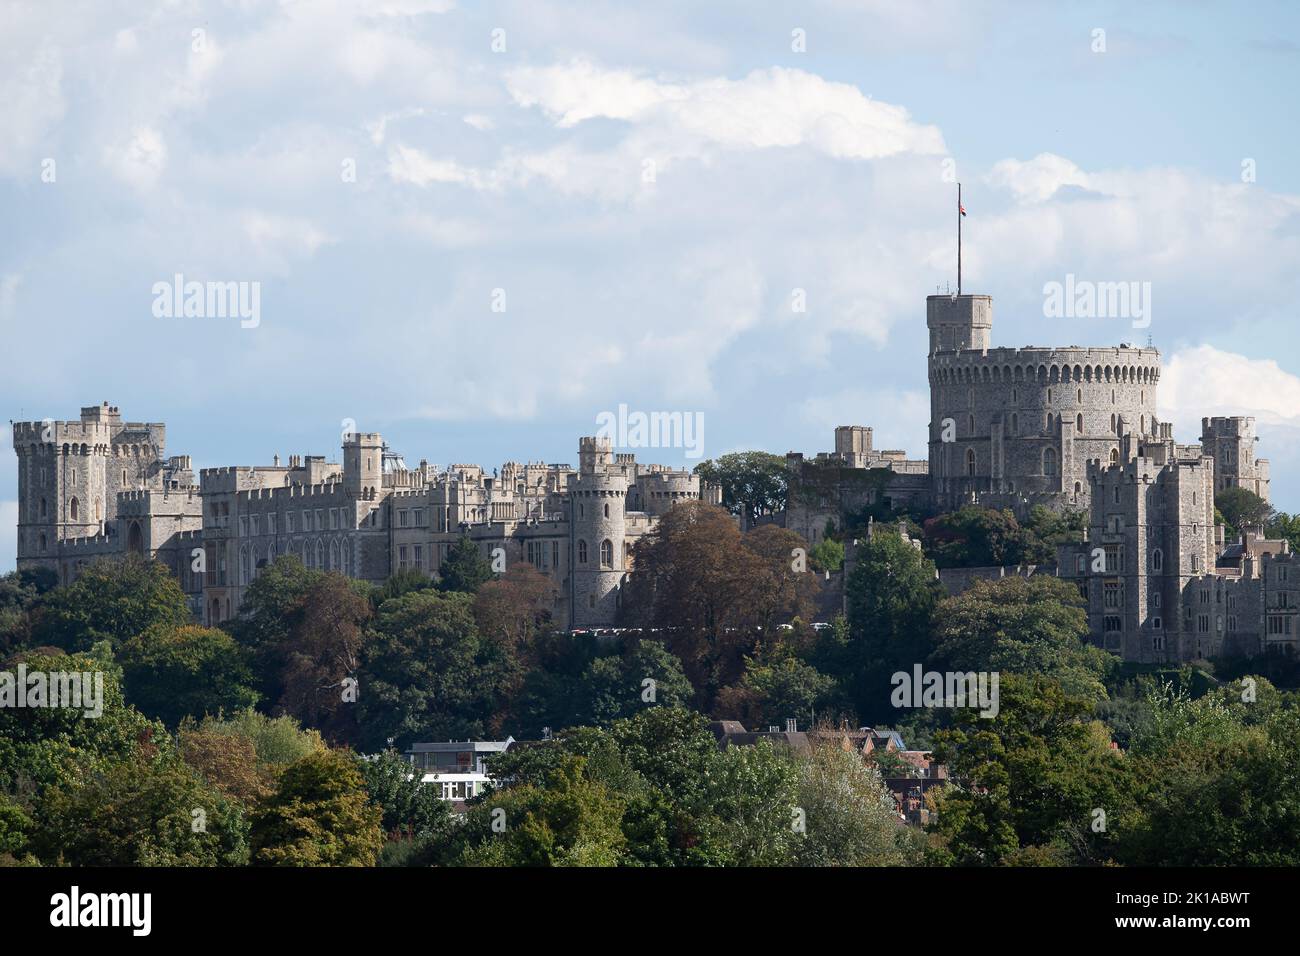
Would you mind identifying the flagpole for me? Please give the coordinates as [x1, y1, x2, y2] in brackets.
[957, 182, 962, 296]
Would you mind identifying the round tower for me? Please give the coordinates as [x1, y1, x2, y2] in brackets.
[569, 437, 628, 627]
[926, 295, 1161, 514]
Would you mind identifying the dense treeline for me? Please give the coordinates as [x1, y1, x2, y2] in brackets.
[2, 498, 1298, 866]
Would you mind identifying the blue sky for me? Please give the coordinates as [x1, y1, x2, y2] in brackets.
[3, 0, 1300, 572]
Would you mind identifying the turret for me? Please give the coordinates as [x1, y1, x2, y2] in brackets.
[344, 432, 385, 500]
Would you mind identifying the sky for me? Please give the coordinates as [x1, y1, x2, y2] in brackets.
[2, 0, 1300, 572]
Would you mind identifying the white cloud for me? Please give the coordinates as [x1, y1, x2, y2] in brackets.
[1162, 345, 1300, 433]
[988, 152, 1092, 203]
[506, 60, 946, 158]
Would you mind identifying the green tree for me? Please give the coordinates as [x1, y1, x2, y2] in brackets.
[929, 675, 1144, 866]
[34, 756, 249, 866]
[0, 649, 166, 795]
[357, 749, 453, 838]
[1216, 486, 1273, 538]
[693, 451, 788, 525]
[808, 536, 845, 573]
[357, 589, 515, 750]
[578, 640, 695, 725]
[437, 535, 495, 594]
[456, 756, 628, 867]
[794, 745, 924, 866]
[930, 576, 1112, 704]
[119, 624, 259, 728]
[249, 749, 385, 866]
[842, 530, 943, 723]
[31, 557, 192, 653]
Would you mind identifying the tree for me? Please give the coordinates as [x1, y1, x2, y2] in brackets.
[30, 557, 192, 653]
[226, 554, 324, 702]
[190, 708, 325, 774]
[842, 530, 943, 723]
[808, 536, 845, 573]
[437, 535, 495, 594]
[249, 749, 385, 866]
[578, 640, 694, 725]
[357, 589, 515, 750]
[930, 576, 1113, 704]
[0, 567, 55, 653]
[793, 745, 923, 866]
[357, 749, 453, 838]
[0, 649, 167, 795]
[701, 740, 801, 866]
[929, 675, 1145, 866]
[119, 624, 259, 728]
[455, 756, 628, 867]
[375, 567, 434, 607]
[717, 654, 839, 730]
[34, 755, 249, 866]
[1217, 487, 1272, 538]
[693, 451, 788, 525]
[1119, 708, 1300, 865]
[179, 723, 272, 805]
[473, 562, 553, 658]
[278, 575, 372, 739]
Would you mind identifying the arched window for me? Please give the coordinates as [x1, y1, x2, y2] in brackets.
[330, 540, 339, 570]
[1076, 413, 1083, 433]
[39, 532, 46, 552]
[69, 497, 79, 521]
[315, 539, 324, 570]
[240, 546, 249, 584]
[1043, 447, 1058, 476]
[577, 540, 588, 564]
[604, 502, 609, 518]
[1011, 413, 1018, 434]
[965, 448, 976, 477]
[39, 497, 46, 518]
[600, 539, 613, 568]
[1110, 449, 1119, 465]
[1153, 548, 1164, 572]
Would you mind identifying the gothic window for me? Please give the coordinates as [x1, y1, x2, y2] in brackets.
[968, 414, 975, 435]
[578, 539, 588, 564]
[604, 503, 610, 518]
[1076, 413, 1083, 433]
[39, 532, 46, 552]
[1153, 548, 1163, 571]
[600, 539, 613, 568]
[965, 448, 976, 477]
[239, 546, 249, 584]
[69, 497, 79, 521]
[1043, 447, 1059, 476]
[1110, 449, 1119, 465]
[39, 497, 46, 518]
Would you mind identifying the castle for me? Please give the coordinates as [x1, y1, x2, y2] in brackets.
[10, 291, 1296, 661]
[782, 293, 1291, 663]
[10, 407, 712, 630]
